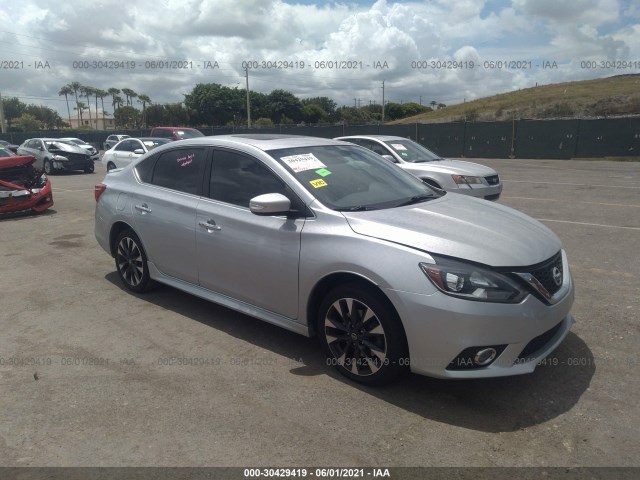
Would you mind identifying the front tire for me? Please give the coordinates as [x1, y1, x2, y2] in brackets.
[318, 283, 408, 385]
[84, 162, 95, 174]
[43, 159, 53, 175]
[114, 229, 153, 293]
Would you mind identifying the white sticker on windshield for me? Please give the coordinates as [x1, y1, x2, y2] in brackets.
[391, 144, 407, 151]
[144, 141, 154, 147]
[280, 153, 326, 172]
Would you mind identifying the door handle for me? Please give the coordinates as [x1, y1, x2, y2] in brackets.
[198, 220, 222, 232]
[135, 203, 151, 214]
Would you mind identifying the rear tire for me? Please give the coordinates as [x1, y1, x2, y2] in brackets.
[318, 283, 408, 385]
[107, 161, 116, 171]
[114, 229, 154, 293]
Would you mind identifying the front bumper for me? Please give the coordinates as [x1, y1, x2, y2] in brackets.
[453, 182, 502, 201]
[0, 180, 53, 214]
[385, 258, 575, 379]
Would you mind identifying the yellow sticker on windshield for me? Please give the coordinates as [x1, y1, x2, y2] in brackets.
[310, 179, 327, 188]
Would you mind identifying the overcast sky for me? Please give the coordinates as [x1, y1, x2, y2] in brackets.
[1, 0, 639, 116]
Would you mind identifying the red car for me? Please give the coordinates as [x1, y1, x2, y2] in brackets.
[0, 150, 54, 214]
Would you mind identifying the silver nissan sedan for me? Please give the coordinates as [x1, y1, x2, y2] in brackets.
[95, 135, 574, 385]
[335, 135, 502, 200]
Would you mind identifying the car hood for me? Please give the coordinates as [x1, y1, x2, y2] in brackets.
[0, 155, 36, 169]
[342, 194, 560, 267]
[402, 159, 496, 177]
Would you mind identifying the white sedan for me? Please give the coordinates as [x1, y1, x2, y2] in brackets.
[102, 137, 171, 171]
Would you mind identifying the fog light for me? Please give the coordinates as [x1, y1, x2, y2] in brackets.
[474, 348, 497, 366]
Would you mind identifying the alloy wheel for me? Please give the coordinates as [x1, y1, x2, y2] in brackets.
[324, 297, 388, 377]
[116, 236, 144, 287]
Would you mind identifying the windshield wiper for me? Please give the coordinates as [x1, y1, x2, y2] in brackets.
[396, 193, 435, 207]
[336, 205, 376, 212]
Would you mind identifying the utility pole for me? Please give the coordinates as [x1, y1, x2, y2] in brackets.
[381, 80, 385, 123]
[245, 68, 251, 128]
[354, 98, 357, 108]
[419, 95, 422, 105]
[0, 91, 6, 133]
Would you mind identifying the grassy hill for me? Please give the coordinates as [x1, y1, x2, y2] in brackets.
[391, 74, 640, 124]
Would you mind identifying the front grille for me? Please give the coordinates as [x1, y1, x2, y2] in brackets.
[530, 252, 563, 296]
[61, 153, 90, 169]
[485, 174, 500, 185]
[517, 321, 564, 361]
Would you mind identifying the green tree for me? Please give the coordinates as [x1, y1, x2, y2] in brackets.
[302, 97, 337, 120]
[137, 94, 152, 126]
[184, 83, 244, 126]
[253, 117, 274, 128]
[13, 114, 42, 132]
[301, 103, 327, 124]
[58, 85, 74, 126]
[121, 88, 137, 107]
[114, 105, 141, 128]
[25, 105, 64, 129]
[108, 88, 121, 113]
[81, 85, 94, 129]
[69, 82, 83, 123]
[1, 97, 27, 129]
[267, 89, 303, 123]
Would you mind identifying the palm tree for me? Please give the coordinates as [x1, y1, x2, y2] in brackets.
[94, 89, 108, 117]
[74, 101, 87, 126]
[58, 85, 73, 126]
[69, 82, 83, 123]
[430, 100, 438, 110]
[108, 88, 121, 113]
[137, 94, 151, 126]
[81, 85, 94, 129]
[114, 95, 124, 109]
[121, 88, 137, 107]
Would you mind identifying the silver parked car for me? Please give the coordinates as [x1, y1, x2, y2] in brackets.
[95, 135, 574, 385]
[60, 137, 100, 162]
[335, 135, 502, 200]
[17, 138, 94, 174]
[103, 134, 131, 151]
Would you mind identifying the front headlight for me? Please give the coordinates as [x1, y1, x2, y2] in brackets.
[53, 155, 68, 161]
[419, 256, 527, 303]
[452, 174, 483, 185]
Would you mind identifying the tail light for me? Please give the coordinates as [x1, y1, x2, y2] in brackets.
[95, 183, 107, 201]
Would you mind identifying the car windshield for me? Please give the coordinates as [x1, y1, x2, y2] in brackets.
[45, 141, 77, 152]
[0, 147, 15, 157]
[139, 138, 171, 150]
[269, 145, 441, 211]
[175, 129, 204, 139]
[382, 139, 442, 163]
[65, 139, 89, 146]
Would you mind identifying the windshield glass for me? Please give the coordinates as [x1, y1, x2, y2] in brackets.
[269, 145, 441, 211]
[176, 129, 204, 139]
[65, 139, 89, 146]
[0, 147, 15, 157]
[140, 138, 171, 150]
[45, 141, 78, 152]
[383, 139, 442, 163]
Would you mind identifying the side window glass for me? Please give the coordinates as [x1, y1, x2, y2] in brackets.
[209, 150, 287, 208]
[151, 148, 205, 195]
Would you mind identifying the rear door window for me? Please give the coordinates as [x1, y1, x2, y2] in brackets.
[150, 148, 206, 195]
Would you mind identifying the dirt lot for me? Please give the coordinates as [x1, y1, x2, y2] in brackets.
[0, 158, 638, 469]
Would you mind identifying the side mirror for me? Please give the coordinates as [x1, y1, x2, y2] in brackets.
[250, 193, 291, 216]
[133, 149, 144, 154]
[381, 154, 397, 163]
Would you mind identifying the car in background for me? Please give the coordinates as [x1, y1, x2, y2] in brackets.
[17, 138, 94, 174]
[103, 134, 131, 151]
[335, 135, 502, 201]
[102, 137, 172, 171]
[60, 137, 100, 161]
[0, 153, 53, 214]
[95, 134, 574, 386]
[0, 140, 20, 153]
[149, 127, 204, 141]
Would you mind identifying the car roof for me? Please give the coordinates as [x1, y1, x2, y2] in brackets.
[175, 134, 348, 151]
[336, 135, 408, 142]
